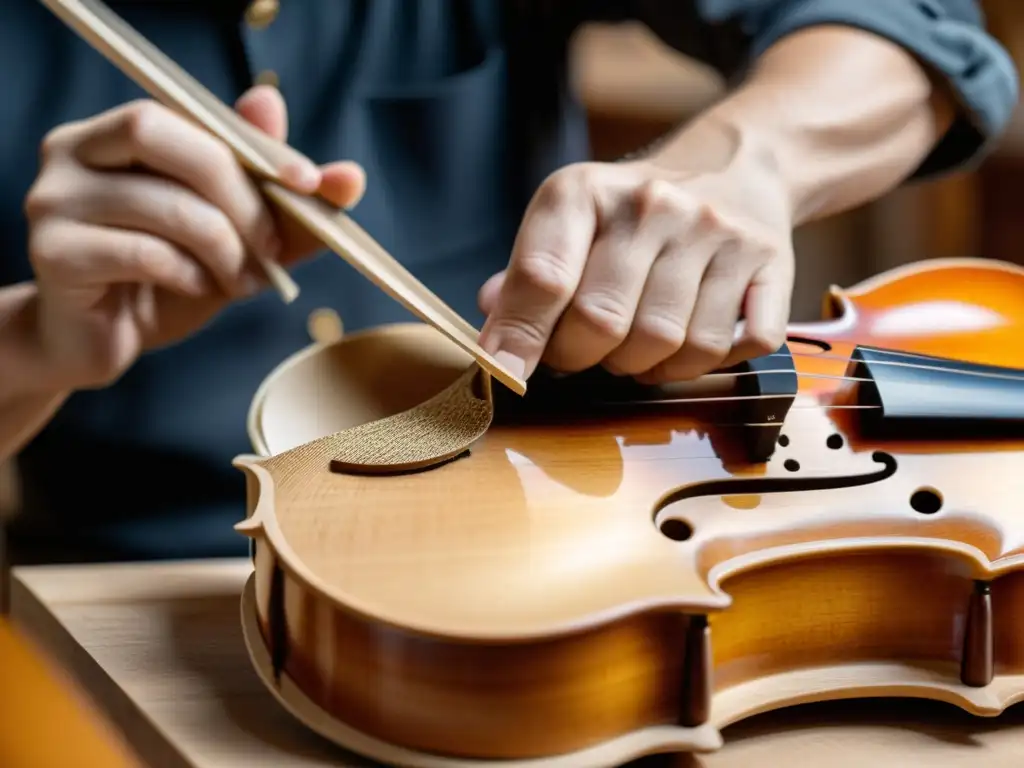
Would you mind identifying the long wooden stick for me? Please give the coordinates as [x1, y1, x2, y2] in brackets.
[38, 0, 527, 395]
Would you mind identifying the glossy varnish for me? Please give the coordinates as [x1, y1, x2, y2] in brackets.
[235, 258, 1024, 765]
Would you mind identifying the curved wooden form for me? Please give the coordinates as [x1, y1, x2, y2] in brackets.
[235, 257, 1024, 765]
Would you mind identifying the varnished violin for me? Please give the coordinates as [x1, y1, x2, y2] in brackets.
[31, 4, 1024, 765]
[234, 257, 1024, 768]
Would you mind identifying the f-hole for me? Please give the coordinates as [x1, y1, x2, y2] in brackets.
[786, 335, 832, 353]
[654, 451, 898, 532]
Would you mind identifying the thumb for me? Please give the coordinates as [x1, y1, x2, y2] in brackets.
[235, 84, 288, 141]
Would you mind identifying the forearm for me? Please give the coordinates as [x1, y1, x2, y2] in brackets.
[648, 25, 957, 226]
[0, 282, 68, 463]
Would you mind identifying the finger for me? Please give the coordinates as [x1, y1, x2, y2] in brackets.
[639, 241, 759, 382]
[477, 270, 506, 317]
[235, 84, 289, 142]
[478, 175, 597, 379]
[319, 161, 367, 209]
[73, 100, 307, 268]
[29, 218, 211, 298]
[70, 170, 256, 297]
[543, 222, 660, 373]
[602, 237, 720, 376]
[269, 160, 369, 263]
[234, 85, 320, 195]
[719, 255, 792, 368]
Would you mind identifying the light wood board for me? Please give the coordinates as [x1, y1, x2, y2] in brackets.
[8, 559, 1024, 767]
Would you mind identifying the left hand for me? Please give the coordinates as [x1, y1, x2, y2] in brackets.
[477, 155, 795, 384]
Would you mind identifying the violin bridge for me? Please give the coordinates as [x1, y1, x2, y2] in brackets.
[728, 342, 799, 464]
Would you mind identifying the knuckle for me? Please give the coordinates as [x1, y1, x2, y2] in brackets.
[571, 292, 631, 341]
[632, 311, 687, 350]
[514, 251, 577, 300]
[696, 202, 724, 231]
[119, 100, 169, 149]
[686, 329, 733, 360]
[536, 168, 584, 207]
[39, 125, 74, 164]
[203, 218, 243, 268]
[117, 234, 162, 275]
[487, 315, 548, 350]
[23, 178, 61, 222]
[751, 242, 780, 263]
[163, 194, 195, 234]
[635, 179, 685, 218]
[704, 256, 746, 283]
[747, 328, 785, 357]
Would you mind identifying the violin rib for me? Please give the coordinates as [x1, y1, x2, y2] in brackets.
[234, 257, 1024, 766]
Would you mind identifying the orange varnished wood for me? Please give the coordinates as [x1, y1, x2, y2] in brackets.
[235, 258, 1024, 765]
[0, 619, 140, 768]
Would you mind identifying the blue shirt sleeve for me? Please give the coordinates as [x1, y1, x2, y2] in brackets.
[607, 0, 1019, 179]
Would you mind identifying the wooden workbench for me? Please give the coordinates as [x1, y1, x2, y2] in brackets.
[7, 559, 1024, 767]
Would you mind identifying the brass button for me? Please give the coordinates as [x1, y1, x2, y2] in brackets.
[254, 70, 279, 88]
[307, 308, 344, 345]
[245, 0, 279, 30]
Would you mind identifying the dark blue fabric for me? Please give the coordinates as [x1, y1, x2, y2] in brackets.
[0, 0, 1014, 561]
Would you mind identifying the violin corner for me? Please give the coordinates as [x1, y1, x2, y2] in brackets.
[232, 453, 266, 470]
[234, 516, 265, 538]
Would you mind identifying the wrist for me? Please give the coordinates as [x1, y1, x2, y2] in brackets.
[0, 282, 69, 402]
[643, 103, 799, 221]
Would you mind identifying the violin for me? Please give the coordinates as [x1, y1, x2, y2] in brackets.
[35, 4, 1022, 765]
[234, 257, 1024, 767]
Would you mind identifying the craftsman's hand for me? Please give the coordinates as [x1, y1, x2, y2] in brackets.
[23, 85, 365, 390]
[477, 153, 795, 383]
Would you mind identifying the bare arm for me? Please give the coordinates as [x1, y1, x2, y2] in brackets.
[647, 24, 958, 225]
[0, 282, 69, 464]
[605, 0, 1017, 212]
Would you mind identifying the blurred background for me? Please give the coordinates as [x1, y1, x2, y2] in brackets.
[1, 2, 1023, 521]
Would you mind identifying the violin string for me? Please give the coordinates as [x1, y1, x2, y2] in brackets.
[702, 370, 869, 383]
[600, 392, 880, 409]
[597, 362, 1020, 410]
[589, 346, 1023, 410]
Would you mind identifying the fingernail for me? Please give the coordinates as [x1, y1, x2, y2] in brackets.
[493, 350, 527, 380]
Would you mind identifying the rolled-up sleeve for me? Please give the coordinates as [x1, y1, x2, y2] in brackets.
[610, 0, 1019, 178]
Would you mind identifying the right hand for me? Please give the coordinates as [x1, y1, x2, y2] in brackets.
[23, 85, 365, 390]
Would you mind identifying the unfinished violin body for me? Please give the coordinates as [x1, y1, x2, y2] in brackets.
[234, 257, 1024, 768]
